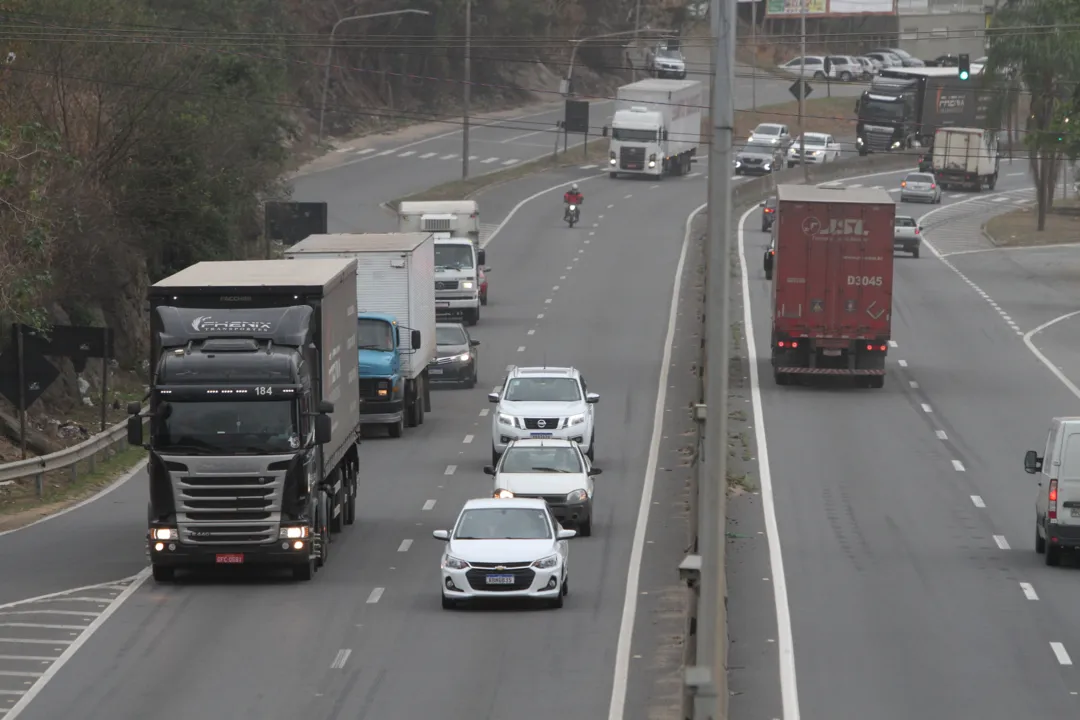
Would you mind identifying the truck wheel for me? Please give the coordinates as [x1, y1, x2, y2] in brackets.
[867, 376, 885, 389]
[912, 247, 920, 258]
[988, 173, 997, 190]
[773, 371, 789, 386]
[344, 475, 357, 526]
[609, 172, 618, 179]
[151, 564, 175, 583]
[1035, 521, 1046, 554]
[388, 417, 404, 437]
[765, 269, 772, 280]
[316, 495, 330, 568]
[417, 395, 425, 425]
[465, 308, 479, 326]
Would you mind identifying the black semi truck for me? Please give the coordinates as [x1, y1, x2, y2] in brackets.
[855, 66, 994, 155]
[128, 258, 362, 582]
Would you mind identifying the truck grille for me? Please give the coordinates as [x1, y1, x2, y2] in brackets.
[357, 378, 383, 399]
[865, 131, 894, 151]
[619, 146, 645, 169]
[523, 417, 561, 430]
[172, 472, 285, 545]
[465, 567, 536, 591]
[435, 280, 459, 290]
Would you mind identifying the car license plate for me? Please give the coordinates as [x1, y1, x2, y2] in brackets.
[429, 368, 444, 375]
[530, 432, 553, 438]
[627, 163, 640, 169]
[436, 301, 450, 308]
[1072, 508, 1080, 517]
[486, 574, 515, 585]
[823, 349, 842, 357]
[216, 553, 244, 564]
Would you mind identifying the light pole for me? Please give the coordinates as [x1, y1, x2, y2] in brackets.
[632, 0, 641, 82]
[564, 27, 671, 97]
[317, 9, 431, 144]
[462, 0, 472, 179]
[799, 0, 807, 179]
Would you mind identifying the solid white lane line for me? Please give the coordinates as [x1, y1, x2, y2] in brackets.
[397, 539, 413, 553]
[422, 499, 436, 511]
[921, 403, 933, 413]
[970, 495, 985, 507]
[993, 535, 1010, 550]
[0, 671, 42, 677]
[366, 588, 385, 604]
[1019, 582, 1039, 600]
[0, 639, 71, 645]
[444, 465, 457, 475]
[951, 460, 966, 472]
[0, 624, 86, 631]
[331, 649, 352, 669]
[0, 655, 54, 661]
[1051, 642, 1072, 665]
[462, 435, 474, 444]
[935, 430, 947, 440]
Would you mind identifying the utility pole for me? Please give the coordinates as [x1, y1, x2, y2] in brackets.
[799, 0, 807, 179]
[462, 0, 472, 179]
[689, 0, 733, 715]
[633, 0, 641, 82]
[751, 0, 757, 110]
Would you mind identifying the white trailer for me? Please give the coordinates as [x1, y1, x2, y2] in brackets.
[603, 78, 703, 178]
[285, 232, 437, 436]
[932, 127, 999, 191]
[398, 200, 481, 245]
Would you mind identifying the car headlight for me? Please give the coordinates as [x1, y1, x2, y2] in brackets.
[568, 413, 585, 426]
[734, 160, 742, 167]
[891, 141, 901, 149]
[453, 352, 470, 362]
[763, 163, 771, 170]
[461, 281, 474, 289]
[151, 527, 177, 541]
[278, 526, 310, 539]
[532, 554, 559, 569]
[856, 137, 864, 146]
[497, 413, 518, 427]
[609, 157, 616, 165]
[566, 489, 589, 503]
[443, 555, 469, 570]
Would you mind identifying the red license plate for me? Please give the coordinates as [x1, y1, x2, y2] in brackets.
[216, 553, 244, 564]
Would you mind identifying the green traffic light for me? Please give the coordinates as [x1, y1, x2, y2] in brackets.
[959, 70, 969, 80]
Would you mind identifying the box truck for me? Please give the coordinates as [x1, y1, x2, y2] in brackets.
[129, 259, 362, 582]
[286, 232, 436, 437]
[770, 186, 896, 388]
[603, 78, 703, 178]
[932, 126, 1000, 191]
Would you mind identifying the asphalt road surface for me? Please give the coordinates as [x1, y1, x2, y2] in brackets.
[734, 161, 1080, 718]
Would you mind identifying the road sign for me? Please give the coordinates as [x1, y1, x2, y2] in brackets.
[0, 345, 60, 408]
[265, 202, 328, 246]
[564, 100, 590, 135]
[15, 324, 113, 374]
[788, 80, 814, 101]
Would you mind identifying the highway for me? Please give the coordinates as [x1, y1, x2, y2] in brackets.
[734, 162, 1080, 719]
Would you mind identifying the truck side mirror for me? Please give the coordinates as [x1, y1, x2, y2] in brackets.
[477, 249, 486, 266]
[314, 414, 332, 444]
[126, 401, 141, 416]
[411, 329, 422, 349]
[126, 416, 143, 446]
[602, 126, 609, 137]
[854, 99, 861, 113]
[395, 326, 401, 347]
[662, 129, 669, 141]
[1024, 450, 1043, 474]
[318, 400, 334, 414]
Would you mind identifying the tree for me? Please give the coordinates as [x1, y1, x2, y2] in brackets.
[986, 0, 1080, 230]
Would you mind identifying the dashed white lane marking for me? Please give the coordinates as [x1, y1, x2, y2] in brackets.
[552, 285, 560, 291]
[1051, 642, 1073, 665]
[366, 588, 385, 604]
[650, 184, 660, 188]
[398, 150, 416, 157]
[331, 648, 352, 669]
[537, 313, 545, 319]
[921, 403, 932, 413]
[566, 266, 573, 270]
[887, 340, 898, 348]
[355, 148, 376, 155]
[909, 380, 919, 389]
[517, 346, 526, 352]
[418, 152, 436, 159]
[598, 214, 604, 219]
[584, 240, 591, 244]
[527, 329, 535, 335]
[581, 164, 598, 170]
[481, 156, 499, 164]
[607, 204, 614, 209]
[847, 183, 863, 188]
[589, 231, 595, 236]
[468, 155, 479, 161]
[730, 175, 741, 180]
[560, 275, 566, 280]
[951, 459, 966, 472]
[993, 535, 1010, 550]
[592, 223, 599, 228]
[898, 359, 908, 367]
[1019, 582, 1039, 600]
[935, 430, 947, 440]
[479, 409, 489, 417]
[422, 499, 436, 511]
[375, 149, 396, 156]
[1007, 171, 1026, 176]
[397, 539, 413, 553]
[501, 159, 519, 165]
[439, 153, 457, 160]
[545, 298, 553, 304]
[970, 495, 985, 508]
[462, 434, 474, 444]
[624, 194, 633, 199]
[444, 465, 456, 475]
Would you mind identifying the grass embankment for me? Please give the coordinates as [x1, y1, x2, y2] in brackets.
[0, 444, 146, 532]
[984, 198, 1080, 248]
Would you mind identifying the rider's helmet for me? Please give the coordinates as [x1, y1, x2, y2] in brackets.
[571, 183, 579, 192]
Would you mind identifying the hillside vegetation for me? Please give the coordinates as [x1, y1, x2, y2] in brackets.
[0, 0, 684, 439]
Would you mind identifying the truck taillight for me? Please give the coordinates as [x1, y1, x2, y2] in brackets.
[865, 344, 887, 351]
[1049, 479, 1058, 520]
[777, 340, 798, 348]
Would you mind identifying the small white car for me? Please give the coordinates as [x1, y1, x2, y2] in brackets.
[489, 366, 598, 464]
[893, 215, 922, 257]
[785, 133, 841, 167]
[486, 438, 601, 536]
[433, 497, 576, 609]
[748, 123, 791, 149]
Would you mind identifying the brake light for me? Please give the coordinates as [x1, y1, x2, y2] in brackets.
[865, 344, 888, 351]
[866, 344, 872, 351]
[914, 227, 919, 234]
[880, 344, 886, 351]
[1049, 479, 1058, 520]
[777, 340, 798, 348]
[930, 183, 936, 189]
[768, 250, 775, 256]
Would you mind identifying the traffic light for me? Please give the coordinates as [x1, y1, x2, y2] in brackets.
[958, 54, 970, 80]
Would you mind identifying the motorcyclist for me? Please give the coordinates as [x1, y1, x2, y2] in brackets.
[563, 184, 583, 220]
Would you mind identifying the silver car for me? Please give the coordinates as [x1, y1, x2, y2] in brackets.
[900, 172, 942, 203]
[735, 141, 782, 175]
[894, 215, 922, 258]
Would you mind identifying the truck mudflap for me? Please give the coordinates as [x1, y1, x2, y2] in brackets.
[774, 367, 885, 375]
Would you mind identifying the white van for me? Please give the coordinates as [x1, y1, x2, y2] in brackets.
[1024, 417, 1080, 565]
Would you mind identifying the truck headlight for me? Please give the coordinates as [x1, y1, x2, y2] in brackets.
[648, 160, 656, 168]
[609, 157, 616, 165]
[279, 526, 310, 539]
[891, 141, 901, 149]
[150, 527, 176, 541]
[856, 137, 864, 146]
[461, 281, 474, 289]
[566, 489, 589, 503]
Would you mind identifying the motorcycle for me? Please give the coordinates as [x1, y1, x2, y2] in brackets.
[565, 203, 579, 228]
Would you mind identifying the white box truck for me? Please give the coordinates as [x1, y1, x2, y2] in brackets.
[603, 78, 703, 179]
[285, 232, 436, 438]
[932, 126, 999, 191]
[398, 200, 480, 245]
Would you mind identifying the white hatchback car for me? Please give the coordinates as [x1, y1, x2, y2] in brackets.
[486, 438, 602, 536]
[433, 497, 576, 609]
[489, 366, 599, 464]
[785, 133, 842, 167]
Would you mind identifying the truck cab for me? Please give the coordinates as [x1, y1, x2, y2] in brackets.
[434, 236, 485, 326]
[357, 311, 413, 435]
[855, 79, 916, 154]
[607, 106, 665, 176]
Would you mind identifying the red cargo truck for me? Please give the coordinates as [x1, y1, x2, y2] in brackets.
[770, 185, 896, 388]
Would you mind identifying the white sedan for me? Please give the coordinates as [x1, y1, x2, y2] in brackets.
[785, 133, 842, 167]
[433, 497, 576, 609]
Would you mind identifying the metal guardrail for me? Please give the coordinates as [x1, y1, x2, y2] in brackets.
[0, 410, 147, 495]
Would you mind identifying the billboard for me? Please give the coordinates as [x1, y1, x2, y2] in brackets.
[765, 0, 896, 16]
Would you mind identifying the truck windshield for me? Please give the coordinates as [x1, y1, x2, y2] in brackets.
[358, 318, 394, 351]
[612, 127, 658, 142]
[435, 244, 474, 269]
[152, 399, 299, 455]
[860, 99, 906, 122]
